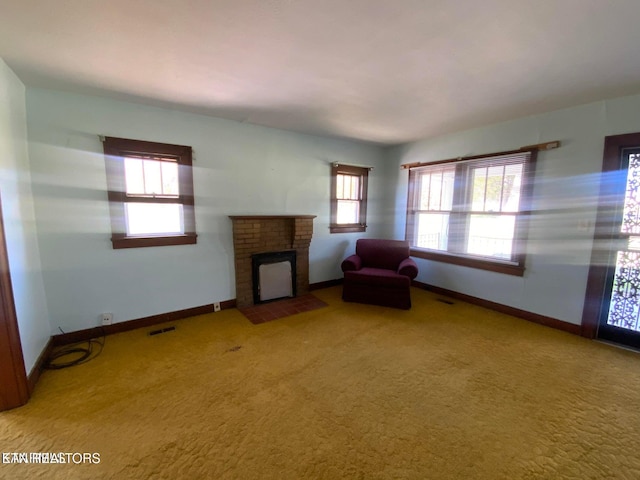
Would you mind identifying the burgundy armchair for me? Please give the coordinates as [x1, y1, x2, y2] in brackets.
[341, 239, 418, 309]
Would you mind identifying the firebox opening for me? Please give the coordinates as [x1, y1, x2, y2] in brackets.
[251, 250, 297, 305]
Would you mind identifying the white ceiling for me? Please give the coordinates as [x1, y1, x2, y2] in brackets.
[2, 0, 640, 145]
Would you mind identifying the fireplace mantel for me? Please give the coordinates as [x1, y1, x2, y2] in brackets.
[229, 215, 316, 308]
[229, 215, 316, 220]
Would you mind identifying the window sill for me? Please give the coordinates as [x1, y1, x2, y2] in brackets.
[111, 233, 197, 249]
[410, 247, 525, 276]
[330, 224, 367, 234]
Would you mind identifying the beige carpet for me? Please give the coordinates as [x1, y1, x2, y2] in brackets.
[2, 286, 640, 479]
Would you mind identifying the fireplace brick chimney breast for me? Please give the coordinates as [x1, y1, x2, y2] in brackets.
[229, 215, 316, 308]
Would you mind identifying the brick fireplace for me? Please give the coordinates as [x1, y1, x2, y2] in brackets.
[229, 215, 316, 308]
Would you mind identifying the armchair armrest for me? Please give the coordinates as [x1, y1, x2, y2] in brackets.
[397, 257, 418, 279]
[341, 254, 362, 272]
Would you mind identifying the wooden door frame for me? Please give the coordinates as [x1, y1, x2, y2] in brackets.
[581, 132, 640, 338]
[0, 194, 29, 411]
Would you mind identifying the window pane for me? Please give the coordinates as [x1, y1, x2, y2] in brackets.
[484, 165, 504, 211]
[337, 200, 359, 224]
[125, 203, 184, 235]
[124, 157, 145, 194]
[415, 213, 449, 251]
[161, 161, 179, 196]
[336, 174, 343, 199]
[350, 176, 360, 200]
[466, 214, 515, 260]
[345, 175, 354, 199]
[622, 153, 640, 234]
[428, 171, 443, 209]
[441, 169, 455, 210]
[471, 163, 523, 213]
[124, 157, 180, 197]
[418, 174, 431, 210]
[337, 174, 360, 200]
[418, 168, 455, 211]
[143, 160, 162, 195]
[502, 163, 523, 212]
[471, 167, 487, 211]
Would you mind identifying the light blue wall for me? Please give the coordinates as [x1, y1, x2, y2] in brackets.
[387, 96, 640, 325]
[15, 65, 640, 338]
[26, 88, 387, 333]
[0, 60, 50, 373]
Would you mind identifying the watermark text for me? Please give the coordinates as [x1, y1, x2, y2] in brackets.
[2, 452, 100, 464]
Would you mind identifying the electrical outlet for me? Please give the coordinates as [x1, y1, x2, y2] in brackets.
[101, 313, 113, 325]
[214, 302, 221, 312]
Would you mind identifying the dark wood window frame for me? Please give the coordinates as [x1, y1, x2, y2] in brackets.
[330, 163, 369, 234]
[405, 150, 538, 276]
[103, 136, 197, 249]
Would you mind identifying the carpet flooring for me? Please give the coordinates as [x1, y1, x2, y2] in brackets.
[2, 286, 640, 479]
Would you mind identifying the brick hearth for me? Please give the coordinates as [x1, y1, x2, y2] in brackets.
[229, 215, 316, 308]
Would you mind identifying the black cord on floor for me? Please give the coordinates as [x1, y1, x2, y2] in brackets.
[44, 327, 106, 370]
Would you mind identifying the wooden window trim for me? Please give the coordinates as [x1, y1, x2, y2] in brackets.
[330, 164, 369, 234]
[103, 137, 197, 249]
[405, 151, 537, 276]
[409, 247, 526, 276]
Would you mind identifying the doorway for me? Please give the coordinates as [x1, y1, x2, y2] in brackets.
[583, 132, 640, 348]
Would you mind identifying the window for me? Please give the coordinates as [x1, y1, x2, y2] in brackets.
[330, 164, 369, 233]
[406, 151, 536, 276]
[103, 137, 197, 249]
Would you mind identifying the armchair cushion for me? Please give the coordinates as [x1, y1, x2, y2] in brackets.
[344, 268, 411, 288]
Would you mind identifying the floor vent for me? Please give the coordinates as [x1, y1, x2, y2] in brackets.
[148, 326, 176, 336]
[437, 298, 455, 305]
